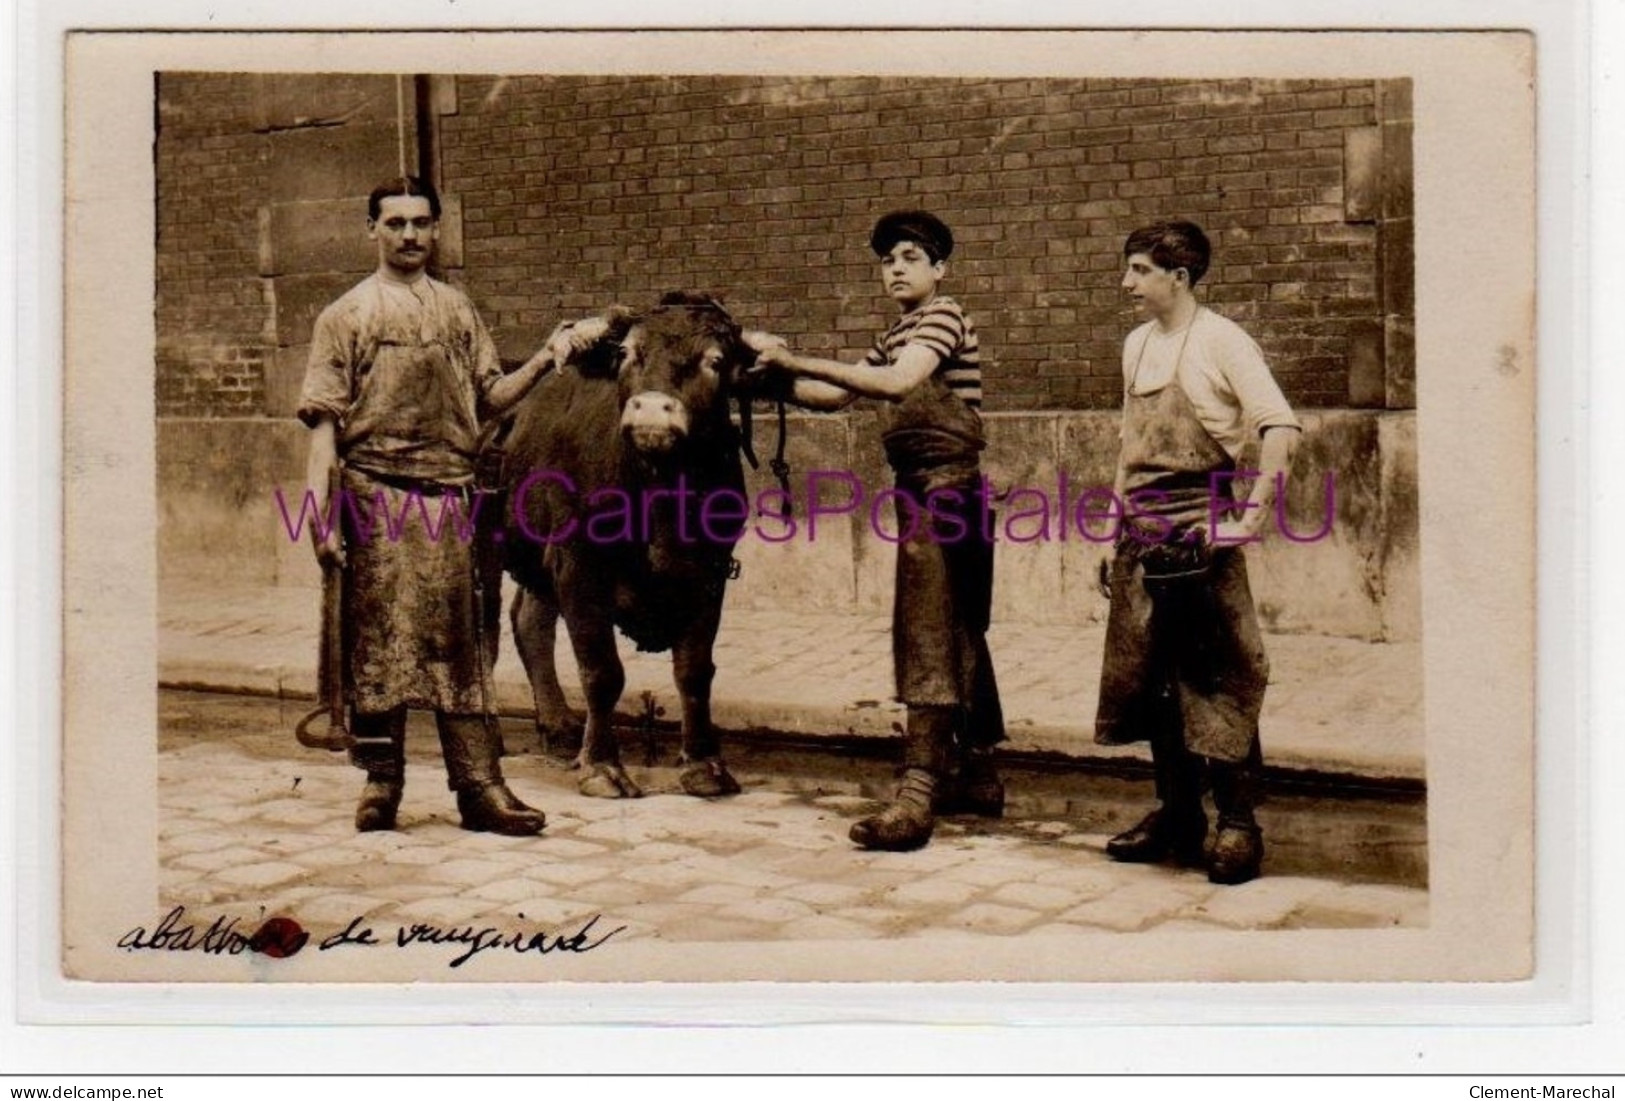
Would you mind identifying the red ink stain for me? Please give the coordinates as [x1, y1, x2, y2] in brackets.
[251, 917, 308, 959]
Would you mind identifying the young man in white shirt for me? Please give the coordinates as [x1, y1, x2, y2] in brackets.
[1094, 220, 1301, 885]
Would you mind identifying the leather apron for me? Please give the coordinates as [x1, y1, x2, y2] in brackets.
[881, 371, 1005, 748]
[339, 282, 488, 716]
[1093, 318, 1269, 763]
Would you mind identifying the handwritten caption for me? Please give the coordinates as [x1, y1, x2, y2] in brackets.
[117, 906, 625, 969]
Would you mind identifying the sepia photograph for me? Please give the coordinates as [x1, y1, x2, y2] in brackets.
[53, 28, 1538, 995]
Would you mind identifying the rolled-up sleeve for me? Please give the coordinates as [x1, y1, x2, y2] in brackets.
[1223, 329, 1300, 438]
[468, 307, 504, 405]
[296, 304, 354, 428]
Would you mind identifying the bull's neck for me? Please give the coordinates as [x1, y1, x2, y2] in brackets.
[617, 417, 740, 562]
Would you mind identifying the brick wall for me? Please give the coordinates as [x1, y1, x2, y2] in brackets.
[151, 73, 1419, 638]
[441, 76, 1393, 411]
[154, 73, 1410, 416]
[155, 73, 270, 417]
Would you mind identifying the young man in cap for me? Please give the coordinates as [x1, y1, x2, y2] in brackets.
[751, 209, 1005, 851]
[1096, 220, 1300, 884]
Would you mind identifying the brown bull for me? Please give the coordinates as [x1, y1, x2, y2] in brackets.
[501, 293, 766, 798]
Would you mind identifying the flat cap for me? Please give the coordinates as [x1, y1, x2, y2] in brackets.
[870, 209, 954, 261]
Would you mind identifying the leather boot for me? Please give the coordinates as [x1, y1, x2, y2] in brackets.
[437, 714, 546, 836]
[1106, 724, 1206, 865]
[349, 709, 406, 832]
[1207, 747, 1264, 884]
[936, 746, 1005, 818]
[1105, 806, 1208, 865]
[852, 705, 950, 850]
[1207, 819, 1264, 885]
[850, 768, 937, 851]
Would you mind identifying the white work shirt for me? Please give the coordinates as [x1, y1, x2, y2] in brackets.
[1122, 307, 1301, 461]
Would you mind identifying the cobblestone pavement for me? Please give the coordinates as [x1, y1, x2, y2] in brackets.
[159, 691, 1428, 963]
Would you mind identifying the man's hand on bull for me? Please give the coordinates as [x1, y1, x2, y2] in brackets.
[744, 337, 796, 377]
[544, 317, 611, 365]
[741, 337, 857, 411]
[741, 339, 804, 402]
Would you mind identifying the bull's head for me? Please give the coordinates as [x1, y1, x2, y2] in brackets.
[578, 292, 749, 459]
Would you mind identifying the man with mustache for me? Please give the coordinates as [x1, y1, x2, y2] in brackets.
[298, 176, 577, 837]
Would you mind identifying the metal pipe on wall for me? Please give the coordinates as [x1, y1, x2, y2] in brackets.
[413, 74, 441, 196]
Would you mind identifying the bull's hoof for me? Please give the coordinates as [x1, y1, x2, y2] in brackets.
[579, 762, 644, 799]
[679, 757, 741, 798]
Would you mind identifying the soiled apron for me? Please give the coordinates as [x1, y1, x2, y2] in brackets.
[882, 371, 1005, 748]
[1093, 368, 1269, 763]
[340, 302, 488, 717]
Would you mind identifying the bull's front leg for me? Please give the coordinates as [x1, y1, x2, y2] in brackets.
[555, 576, 643, 799]
[672, 591, 740, 798]
[510, 583, 584, 763]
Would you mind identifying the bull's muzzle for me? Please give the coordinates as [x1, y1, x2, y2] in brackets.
[621, 390, 691, 454]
